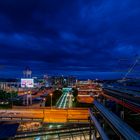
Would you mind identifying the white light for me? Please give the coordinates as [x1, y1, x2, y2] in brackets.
[49, 125, 53, 129]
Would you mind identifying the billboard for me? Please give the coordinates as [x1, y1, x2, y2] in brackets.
[21, 78, 34, 88]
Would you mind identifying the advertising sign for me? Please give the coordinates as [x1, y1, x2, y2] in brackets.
[21, 78, 34, 88]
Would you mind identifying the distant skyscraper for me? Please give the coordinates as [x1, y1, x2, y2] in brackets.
[49, 75, 76, 87]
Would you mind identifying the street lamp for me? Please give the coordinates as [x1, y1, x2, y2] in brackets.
[50, 93, 53, 109]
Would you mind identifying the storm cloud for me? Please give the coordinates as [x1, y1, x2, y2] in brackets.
[0, 0, 140, 78]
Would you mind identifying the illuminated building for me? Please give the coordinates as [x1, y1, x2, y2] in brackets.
[49, 75, 76, 87]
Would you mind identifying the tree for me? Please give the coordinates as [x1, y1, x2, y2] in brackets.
[45, 89, 62, 107]
[0, 90, 18, 100]
[72, 88, 78, 102]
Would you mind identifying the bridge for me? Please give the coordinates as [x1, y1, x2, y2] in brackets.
[0, 108, 89, 123]
[102, 88, 140, 113]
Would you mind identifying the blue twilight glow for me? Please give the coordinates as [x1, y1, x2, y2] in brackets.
[0, 0, 140, 79]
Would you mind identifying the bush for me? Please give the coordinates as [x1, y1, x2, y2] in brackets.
[72, 88, 78, 102]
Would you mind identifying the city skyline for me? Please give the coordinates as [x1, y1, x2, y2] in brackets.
[0, 0, 140, 79]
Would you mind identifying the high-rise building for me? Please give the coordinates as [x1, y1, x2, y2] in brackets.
[49, 75, 76, 87]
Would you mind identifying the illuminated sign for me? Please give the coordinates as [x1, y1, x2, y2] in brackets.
[21, 78, 34, 88]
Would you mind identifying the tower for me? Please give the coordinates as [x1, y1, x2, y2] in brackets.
[22, 66, 33, 106]
[23, 66, 32, 78]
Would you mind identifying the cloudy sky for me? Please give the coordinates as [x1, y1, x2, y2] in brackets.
[0, 0, 140, 79]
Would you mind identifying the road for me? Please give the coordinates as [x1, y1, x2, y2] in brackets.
[56, 88, 72, 108]
[0, 108, 89, 123]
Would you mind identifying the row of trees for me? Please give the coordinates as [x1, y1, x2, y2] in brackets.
[72, 88, 78, 101]
[0, 90, 18, 100]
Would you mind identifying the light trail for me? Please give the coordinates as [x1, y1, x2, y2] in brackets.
[63, 93, 69, 108]
[59, 92, 68, 108]
[56, 88, 72, 108]
[56, 93, 64, 107]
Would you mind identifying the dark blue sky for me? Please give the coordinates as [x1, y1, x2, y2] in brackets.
[0, 0, 140, 79]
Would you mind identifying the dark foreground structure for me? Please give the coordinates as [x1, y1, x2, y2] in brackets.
[0, 122, 19, 140]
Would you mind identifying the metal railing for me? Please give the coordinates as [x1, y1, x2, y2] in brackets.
[89, 108, 109, 140]
[94, 100, 140, 140]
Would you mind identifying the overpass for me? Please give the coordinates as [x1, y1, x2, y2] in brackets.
[99, 86, 140, 114]
[0, 108, 89, 123]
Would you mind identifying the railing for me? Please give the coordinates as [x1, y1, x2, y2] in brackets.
[94, 100, 140, 140]
[16, 126, 90, 139]
[89, 108, 109, 140]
